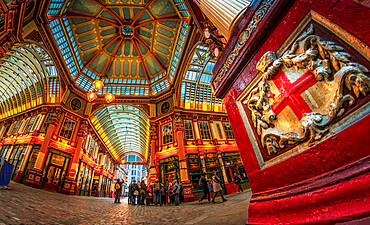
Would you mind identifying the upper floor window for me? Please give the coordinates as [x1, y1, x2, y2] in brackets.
[216, 123, 223, 139]
[41, 114, 53, 133]
[199, 121, 211, 140]
[223, 123, 235, 140]
[25, 116, 37, 133]
[184, 120, 194, 140]
[60, 118, 75, 140]
[162, 123, 173, 145]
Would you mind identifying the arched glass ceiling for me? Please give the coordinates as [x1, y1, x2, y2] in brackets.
[0, 42, 59, 119]
[180, 43, 225, 112]
[47, 0, 189, 96]
[91, 104, 150, 161]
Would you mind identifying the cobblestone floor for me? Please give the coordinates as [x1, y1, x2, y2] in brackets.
[0, 182, 251, 225]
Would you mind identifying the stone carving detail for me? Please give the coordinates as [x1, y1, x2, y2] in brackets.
[213, 0, 275, 89]
[245, 24, 369, 155]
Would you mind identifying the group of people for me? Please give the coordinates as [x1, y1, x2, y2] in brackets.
[115, 179, 185, 206]
[114, 171, 244, 205]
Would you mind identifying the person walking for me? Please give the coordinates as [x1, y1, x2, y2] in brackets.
[114, 179, 123, 203]
[211, 171, 227, 203]
[167, 182, 174, 205]
[173, 180, 180, 206]
[234, 172, 243, 193]
[198, 173, 210, 203]
[153, 179, 161, 206]
[140, 181, 147, 205]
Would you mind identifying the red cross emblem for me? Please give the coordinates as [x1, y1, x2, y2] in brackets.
[271, 70, 318, 120]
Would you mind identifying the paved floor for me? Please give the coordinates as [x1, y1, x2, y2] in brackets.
[0, 182, 251, 225]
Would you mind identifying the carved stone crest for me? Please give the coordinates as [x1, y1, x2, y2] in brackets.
[244, 24, 369, 156]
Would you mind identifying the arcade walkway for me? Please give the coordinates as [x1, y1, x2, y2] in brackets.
[0, 182, 251, 225]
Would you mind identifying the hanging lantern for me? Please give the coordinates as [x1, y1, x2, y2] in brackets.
[104, 92, 115, 103]
[87, 92, 97, 102]
[93, 80, 104, 91]
[204, 28, 211, 39]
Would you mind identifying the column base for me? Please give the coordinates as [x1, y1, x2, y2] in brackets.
[61, 179, 76, 195]
[182, 182, 194, 202]
[224, 183, 238, 194]
[248, 157, 370, 224]
[25, 169, 43, 188]
[13, 171, 23, 183]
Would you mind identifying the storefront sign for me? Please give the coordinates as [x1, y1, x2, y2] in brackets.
[69, 169, 76, 176]
[51, 155, 65, 167]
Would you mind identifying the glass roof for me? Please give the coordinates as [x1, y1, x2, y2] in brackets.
[180, 43, 225, 112]
[47, 0, 189, 96]
[91, 104, 150, 161]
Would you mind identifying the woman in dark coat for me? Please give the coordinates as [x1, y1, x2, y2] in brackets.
[140, 181, 147, 205]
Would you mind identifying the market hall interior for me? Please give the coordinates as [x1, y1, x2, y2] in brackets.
[0, 0, 369, 224]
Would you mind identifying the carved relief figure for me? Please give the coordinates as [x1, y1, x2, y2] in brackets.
[244, 24, 369, 155]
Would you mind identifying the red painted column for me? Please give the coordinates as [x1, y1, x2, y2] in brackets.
[210, 0, 370, 223]
[61, 134, 84, 195]
[149, 123, 158, 182]
[25, 116, 58, 188]
[175, 115, 194, 202]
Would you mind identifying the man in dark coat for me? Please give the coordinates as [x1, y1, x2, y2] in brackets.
[199, 173, 210, 203]
[114, 179, 123, 203]
[130, 180, 139, 205]
[234, 172, 243, 192]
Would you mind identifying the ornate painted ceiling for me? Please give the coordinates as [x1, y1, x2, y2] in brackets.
[47, 0, 189, 96]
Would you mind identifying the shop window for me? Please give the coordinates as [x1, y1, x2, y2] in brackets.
[199, 121, 211, 140]
[216, 123, 223, 139]
[184, 120, 194, 139]
[162, 123, 173, 145]
[41, 114, 53, 133]
[187, 155, 202, 191]
[60, 118, 76, 140]
[0, 145, 12, 164]
[22, 145, 41, 183]
[204, 153, 220, 178]
[223, 123, 235, 139]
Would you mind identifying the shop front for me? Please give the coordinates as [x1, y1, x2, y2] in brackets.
[20, 145, 41, 184]
[41, 149, 71, 193]
[77, 161, 94, 196]
[159, 156, 180, 187]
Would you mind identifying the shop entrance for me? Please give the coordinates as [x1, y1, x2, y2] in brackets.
[43, 166, 63, 192]
[42, 150, 71, 193]
[224, 166, 236, 184]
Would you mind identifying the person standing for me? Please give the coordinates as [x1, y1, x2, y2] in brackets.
[140, 181, 147, 205]
[130, 180, 139, 205]
[234, 172, 243, 193]
[128, 181, 133, 205]
[198, 173, 210, 203]
[179, 181, 184, 203]
[167, 182, 174, 205]
[160, 183, 166, 205]
[211, 171, 227, 203]
[145, 182, 152, 206]
[137, 181, 142, 205]
[114, 179, 123, 203]
[173, 180, 180, 206]
[153, 179, 161, 206]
